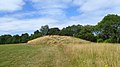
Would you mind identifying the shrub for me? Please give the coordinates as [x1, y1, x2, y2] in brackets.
[97, 39, 104, 43]
[104, 38, 115, 43]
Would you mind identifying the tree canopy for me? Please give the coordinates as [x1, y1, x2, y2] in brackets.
[96, 14, 120, 43]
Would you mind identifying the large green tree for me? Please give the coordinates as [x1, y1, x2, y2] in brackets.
[96, 14, 120, 43]
[75, 25, 96, 42]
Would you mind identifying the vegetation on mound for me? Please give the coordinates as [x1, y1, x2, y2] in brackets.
[27, 35, 90, 45]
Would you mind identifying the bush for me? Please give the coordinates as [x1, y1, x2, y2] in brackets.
[104, 38, 115, 43]
[97, 39, 104, 43]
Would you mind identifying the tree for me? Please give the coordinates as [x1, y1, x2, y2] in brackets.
[0, 35, 13, 44]
[96, 14, 120, 43]
[21, 33, 29, 43]
[30, 30, 42, 40]
[48, 28, 60, 35]
[34, 30, 42, 38]
[60, 25, 82, 36]
[116, 28, 120, 43]
[12, 35, 21, 43]
[75, 25, 96, 42]
[40, 25, 49, 36]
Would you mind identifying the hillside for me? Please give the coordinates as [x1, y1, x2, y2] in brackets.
[27, 35, 90, 45]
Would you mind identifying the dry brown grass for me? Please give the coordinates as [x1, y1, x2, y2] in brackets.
[27, 35, 90, 46]
[62, 43, 120, 67]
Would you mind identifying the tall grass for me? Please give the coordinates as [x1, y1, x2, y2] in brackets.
[63, 43, 120, 67]
[0, 43, 120, 67]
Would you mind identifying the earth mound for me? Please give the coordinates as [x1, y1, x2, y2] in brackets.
[27, 35, 90, 45]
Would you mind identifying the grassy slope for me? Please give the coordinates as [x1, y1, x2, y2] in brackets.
[0, 43, 120, 67]
[27, 35, 90, 45]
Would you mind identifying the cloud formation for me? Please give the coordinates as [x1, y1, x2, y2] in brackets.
[0, 0, 24, 12]
[0, 0, 120, 35]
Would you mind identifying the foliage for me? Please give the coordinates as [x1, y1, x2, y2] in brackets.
[30, 30, 42, 40]
[104, 38, 115, 43]
[12, 35, 21, 43]
[21, 33, 29, 43]
[97, 39, 104, 43]
[40, 25, 49, 36]
[48, 28, 60, 35]
[75, 25, 96, 42]
[60, 25, 82, 36]
[96, 14, 120, 43]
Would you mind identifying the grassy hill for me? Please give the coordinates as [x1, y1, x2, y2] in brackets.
[27, 35, 90, 45]
[0, 36, 120, 67]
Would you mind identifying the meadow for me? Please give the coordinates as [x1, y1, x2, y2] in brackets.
[0, 43, 120, 67]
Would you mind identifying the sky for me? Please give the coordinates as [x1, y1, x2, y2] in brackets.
[0, 0, 120, 35]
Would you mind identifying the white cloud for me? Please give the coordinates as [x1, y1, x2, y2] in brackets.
[0, 17, 59, 35]
[74, 0, 120, 13]
[31, 0, 72, 19]
[32, 0, 72, 8]
[31, 0, 68, 10]
[69, 0, 120, 26]
[0, 0, 24, 12]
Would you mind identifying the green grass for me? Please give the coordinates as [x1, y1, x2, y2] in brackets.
[0, 43, 120, 67]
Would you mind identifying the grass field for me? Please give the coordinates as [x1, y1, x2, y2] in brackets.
[0, 43, 120, 67]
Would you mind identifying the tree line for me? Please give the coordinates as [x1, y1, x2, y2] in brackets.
[0, 14, 120, 44]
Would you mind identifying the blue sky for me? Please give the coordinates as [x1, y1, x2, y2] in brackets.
[0, 0, 120, 35]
